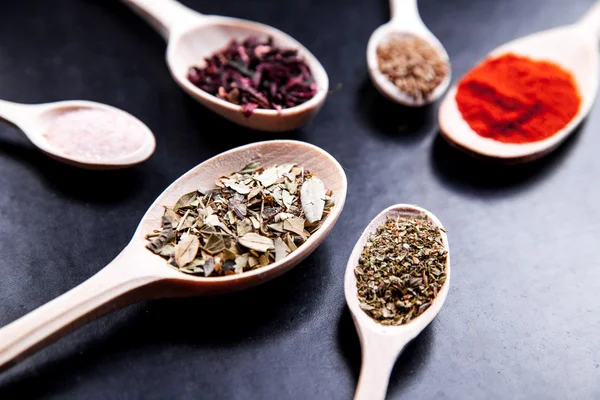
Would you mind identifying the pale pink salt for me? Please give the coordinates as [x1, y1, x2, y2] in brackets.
[43, 108, 146, 162]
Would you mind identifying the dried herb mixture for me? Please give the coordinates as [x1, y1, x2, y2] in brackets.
[355, 214, 447, 325]
[146, 161, 334, 277]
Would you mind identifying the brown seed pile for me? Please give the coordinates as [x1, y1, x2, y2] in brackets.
[376, 35, 448, 101]
[355, 214, 447, 326]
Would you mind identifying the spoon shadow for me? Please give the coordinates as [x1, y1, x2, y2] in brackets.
[0, 134, 144, 204]
[84, 0, 166, 49]
[356, 77, 436, 142]
[337, 306, 434, 398]
[430, 121, 585, 196]
[181, 94, 301, 153]
[0, 247, 330, 398]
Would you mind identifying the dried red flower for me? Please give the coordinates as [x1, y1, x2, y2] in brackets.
[187, 36, 317, 117]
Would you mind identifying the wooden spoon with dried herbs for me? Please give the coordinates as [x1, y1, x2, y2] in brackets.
[146, 161, 335, 277]
[0, 140, 347, 371]
[344, 204, 450, 400]
[123, 0, 328, 132]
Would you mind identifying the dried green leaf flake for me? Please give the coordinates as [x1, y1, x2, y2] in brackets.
[146, 161, 334, 277]
[283, 217, 306, 238]
[175, 234, 200, 267]
[301, 177, 326, 223]
[202, 233, 226, 255]
[224, 180, 251, 194]
[158, 243, 175, 258]
[235, 253, 249, 273]
[146, 215, 176, 254]
[282, 190, 293, 209]
[274, 237, 291, 262]
[173, 192, 199, 212]
[180, 258, 204, 275]
[239, 161, 262, 174]
[257, 167, 279, 187]
[238, 233, 275, 252]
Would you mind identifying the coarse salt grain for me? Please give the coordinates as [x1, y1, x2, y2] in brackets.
[43, 108, 146, 162]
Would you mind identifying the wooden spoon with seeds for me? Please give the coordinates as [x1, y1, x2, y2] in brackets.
[367, 0, 451, 106]
[344, 204, 450, 400]
[0, 140, 347, 371]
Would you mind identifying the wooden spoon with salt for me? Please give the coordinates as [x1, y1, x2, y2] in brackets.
[345, 204, 450, 400]
[0, 140, 347, 371]
[438, 2, 600, 162]
[0, 99, 155, 169]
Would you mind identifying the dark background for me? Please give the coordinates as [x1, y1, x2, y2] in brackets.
[0, 0, 599, 398]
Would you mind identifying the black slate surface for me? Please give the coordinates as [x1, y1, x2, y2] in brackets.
[1, 0, 599, 399]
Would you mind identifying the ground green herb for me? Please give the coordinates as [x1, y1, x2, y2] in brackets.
[146, 161, 334, 277]
[355, 214, 447, 325]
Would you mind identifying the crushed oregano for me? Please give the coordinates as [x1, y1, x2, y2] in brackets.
[355, 214, 447, 325]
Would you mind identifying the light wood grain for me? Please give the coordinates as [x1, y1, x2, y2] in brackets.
[0, 140, 347, 371]
[344, 204, 450, 400]
[366, 0, 451, 107]
[0, 99, 156, 170]
[438, 2, 600, 162]
[123, 0, 329, 132]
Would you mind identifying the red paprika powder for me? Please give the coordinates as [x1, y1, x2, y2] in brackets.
[455, 53, 581, 144]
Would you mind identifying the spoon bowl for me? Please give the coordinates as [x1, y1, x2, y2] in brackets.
[367, 0, 451, 106]
[0, 140, 347, 370]
[138, 139, 347, 293]
[0, 99, 156, 169]
[345, 204, 450, 400]
[438, 3, 600, 162]
[125, 0, 329, 132]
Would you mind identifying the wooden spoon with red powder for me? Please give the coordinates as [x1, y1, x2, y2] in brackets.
[439, 2, 600, 162]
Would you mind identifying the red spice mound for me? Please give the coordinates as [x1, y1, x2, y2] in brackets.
[455, 53, 581, 144]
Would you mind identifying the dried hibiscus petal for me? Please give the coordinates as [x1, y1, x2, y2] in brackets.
[187, 36, 317, 117]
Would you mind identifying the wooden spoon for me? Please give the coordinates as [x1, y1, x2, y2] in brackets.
[0, 140, 347, 371]
[438, 2, 600, 162]
[123, 0, 329, 132]
[0, 99, 155, 169]
[344, 204, 450, 400]
[366, 0, 451, 106]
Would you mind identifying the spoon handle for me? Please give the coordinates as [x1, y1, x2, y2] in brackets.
[0, 249, 162, 371]
[389, 0, 421, 25]
[123, 0, 205, 39]
[354, 332, 406, 400]
[579, 0, 600, 40]
[0, 99, 31, 127]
